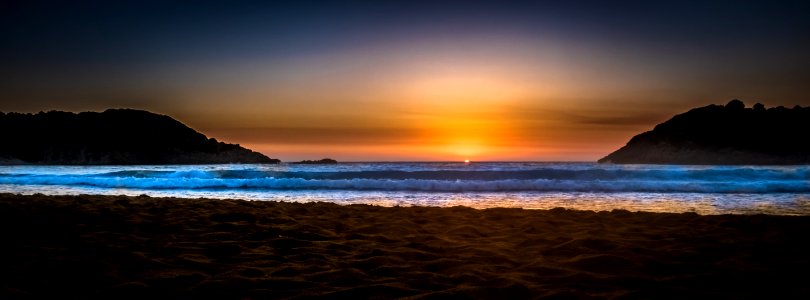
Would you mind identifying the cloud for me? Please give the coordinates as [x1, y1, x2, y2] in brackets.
[199, 127, 423, 145]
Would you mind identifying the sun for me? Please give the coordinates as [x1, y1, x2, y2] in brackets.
[464, 159, 470, 163]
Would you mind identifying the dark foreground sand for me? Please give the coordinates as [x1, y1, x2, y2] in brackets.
[2, 194, 810, 299]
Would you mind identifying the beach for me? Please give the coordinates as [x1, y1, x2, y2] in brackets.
[2, 193, 809, 299]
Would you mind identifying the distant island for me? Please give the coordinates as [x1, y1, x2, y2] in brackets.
[0, 109, 279, 164]
[291, 158, 338, 164]
[599, 100, 810, 165]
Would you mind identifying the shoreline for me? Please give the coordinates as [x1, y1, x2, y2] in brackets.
[3, 193, 810, 298]
[3, 190, 809, 216]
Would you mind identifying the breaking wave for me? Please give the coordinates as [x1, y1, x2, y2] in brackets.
[1, 164, 808, 193]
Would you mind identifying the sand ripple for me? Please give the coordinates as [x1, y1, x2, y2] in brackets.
[2, 193, 810, 299]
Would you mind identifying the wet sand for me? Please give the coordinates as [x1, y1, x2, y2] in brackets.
[2, 193, 810, 299]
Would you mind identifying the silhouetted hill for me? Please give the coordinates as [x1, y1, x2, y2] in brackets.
[291, 158, 338, 164]
[0, 109, 279, 164]
[599, 100, 810, 165]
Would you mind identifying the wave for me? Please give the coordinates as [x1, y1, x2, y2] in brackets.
[89, 167, 810, 181]
[2, 164, 809, 193]
[1, 172, 808, 193]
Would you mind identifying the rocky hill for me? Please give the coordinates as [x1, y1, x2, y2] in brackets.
[291, 158, 338, 165]
[0, 109, 279, 164]
[599, 100, 810, 165]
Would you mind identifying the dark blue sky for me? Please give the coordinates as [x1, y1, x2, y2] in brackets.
[3, 1, 807, 67]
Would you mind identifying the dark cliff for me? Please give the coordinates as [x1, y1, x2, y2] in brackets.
[0, 109, 279, 164]
[599, 100, 810, 165]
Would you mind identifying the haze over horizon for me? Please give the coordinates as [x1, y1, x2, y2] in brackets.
[2, 0, 809, 161]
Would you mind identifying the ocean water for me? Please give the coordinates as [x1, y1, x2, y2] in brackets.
[1, 162, 809, 215]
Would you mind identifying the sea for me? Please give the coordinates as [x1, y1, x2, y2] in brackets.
[1, 162, 809, 215]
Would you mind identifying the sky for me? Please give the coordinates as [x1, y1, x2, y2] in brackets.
[1, 0, 809, 161]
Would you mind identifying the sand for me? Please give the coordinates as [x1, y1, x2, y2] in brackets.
[2, 193, 810, 299]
